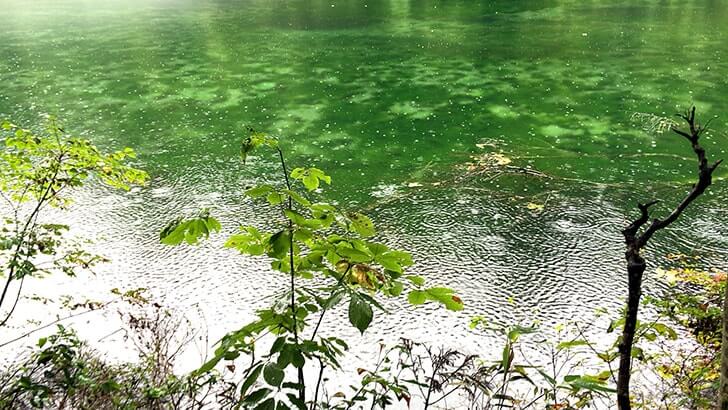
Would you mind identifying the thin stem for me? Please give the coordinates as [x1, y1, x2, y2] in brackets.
[0, 276, 25, 327]
[423, 360, 442, 409]
[345, 348, 387, 410]
[311, 357, 325, 410]
[428, 356, 474, 406]
[574, 322, 617, 384]
[0, 151, 65, 323]
[276, 147, 305, 402]
[0, 296, 122, 348]
[310, 265, 351, 342]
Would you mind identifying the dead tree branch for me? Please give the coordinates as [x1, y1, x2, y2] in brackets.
[617, 106, 721, 410]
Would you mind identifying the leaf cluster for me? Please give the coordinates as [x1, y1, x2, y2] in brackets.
[161, 129, 463, 408]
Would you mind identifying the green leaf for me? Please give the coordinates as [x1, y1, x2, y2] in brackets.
[506, 325, 536, 342]
[225, 226, 266, 255]
[291, 349, 305, 368]
[652, 323, 678, 340]
[308, 168, 331, 184]
[557, 340, 589, 351]
[268, 230, 291, 259]
[302, 174, 319, 191]
[349, 212, 375, 237]
[196, 355, 223, 376]
[244, 387, 272, 404]
[290, 168, 305, 178]
[377, 251, 413, 273]
[290, 167, 331, 192]
[263, 363, 285, 388]
[406, 275, 426, 286]
[284, 209, 322, 229]
[336, 245, 372, 263]
[277, 346, 294, 368]
[256, 398, 276, 410]
[563, 375, 615, 393]
[389, 281, 404, 296]
[246, 185, 275, 198]
[240, 364, 264, 396]
[537, 369, 557, 386]
[270, 337, 286, 354]
[501, 344, 512, 370]
[241, 129, 277, 164]
[348, 294, 373, 334]
[407, 290, 426, 305]
[283, 190, 311, 207]
[160, 209, 221, 246]
[425, 287, 464, 311]
[267, 192, 283, 205]
[286, 393, 306, 410]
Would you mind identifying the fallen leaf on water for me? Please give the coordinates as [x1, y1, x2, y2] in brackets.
[492, 153, 512, 166]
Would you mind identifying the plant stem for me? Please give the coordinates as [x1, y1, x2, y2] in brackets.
[311, 357, 325, 410]
[276, 147, 305, 403]
[310, 265, 351, 342]
[0, 151, 64, 325]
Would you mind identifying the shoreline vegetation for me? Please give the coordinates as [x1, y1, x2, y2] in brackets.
[0, 111, 724, 409]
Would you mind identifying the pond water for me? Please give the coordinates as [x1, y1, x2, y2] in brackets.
[1, 0, 727, 368]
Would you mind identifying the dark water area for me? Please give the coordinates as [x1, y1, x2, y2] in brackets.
[0, 0, 726, 359]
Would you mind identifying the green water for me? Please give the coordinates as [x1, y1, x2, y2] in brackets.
[1, 0, 727, 350]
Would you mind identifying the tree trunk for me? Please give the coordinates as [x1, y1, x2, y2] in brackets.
[617, 253, 645, 410]
[616, 107, 721, 409]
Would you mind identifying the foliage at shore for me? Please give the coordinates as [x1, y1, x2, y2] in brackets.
[0, 118, 723, 409]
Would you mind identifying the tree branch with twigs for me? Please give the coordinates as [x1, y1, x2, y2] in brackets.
[617, 106, 722, 410]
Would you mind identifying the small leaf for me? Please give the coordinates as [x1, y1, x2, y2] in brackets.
[406, 275, 425, 286]
[348, 294, 373, 334]
[244, 387, 272, 404]
[160, 209, 220, 246]
[349, 212, 375, 237]
[240, 364, 265, 396]
[407, 290, 426, 305]
[246, 185, 274, 198]
[268, 230, 291, 259]
[263, 363, 285, 388]
[302, 174, 319, 191]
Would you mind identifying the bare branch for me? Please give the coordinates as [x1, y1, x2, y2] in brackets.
[622, 200, 659, 243]
[636, 109, 721, 247]
[617, 106, 722, 410]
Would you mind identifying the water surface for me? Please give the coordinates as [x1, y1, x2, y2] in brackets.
[1, 0, 727, 363]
